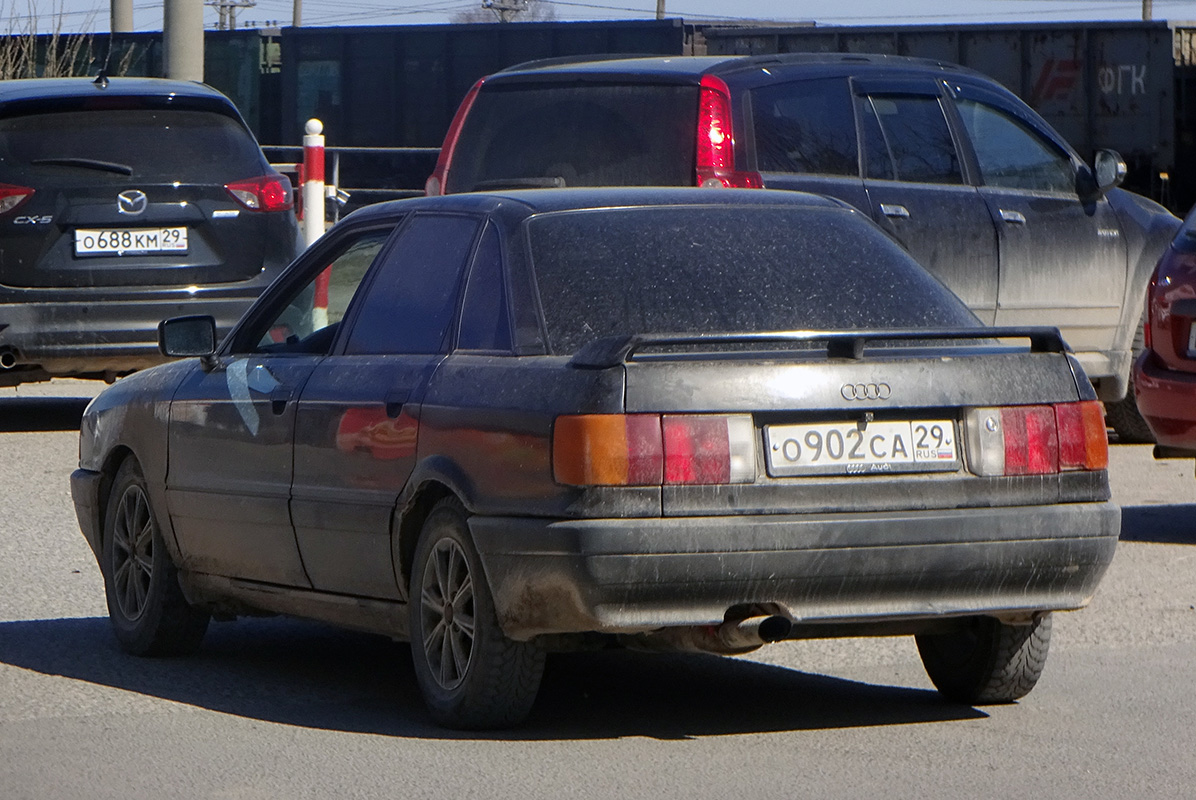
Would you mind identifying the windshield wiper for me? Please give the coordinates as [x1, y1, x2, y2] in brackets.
[30, 157, 134, 176]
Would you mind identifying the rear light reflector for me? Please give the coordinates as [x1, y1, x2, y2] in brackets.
[0, 183, 34, 215]
[695, 75, 764, 190]
[965, 401, 1106, 477]
[553, 413, 756, 486]
[225, 174, 294, 212]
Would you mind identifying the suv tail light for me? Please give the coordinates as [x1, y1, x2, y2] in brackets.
[225, 174, 294, 212]
[965, 401, 1107, 477]
[0, 183, 34, 215]
[427, 78, 485, 197]
[695, 75, 763, 189]
[553, 413, 756, 486]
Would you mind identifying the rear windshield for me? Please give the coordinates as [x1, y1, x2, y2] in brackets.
[527, 206, 978, 354]
[445, 82, 699, 193]
[0, 108, 265, 182]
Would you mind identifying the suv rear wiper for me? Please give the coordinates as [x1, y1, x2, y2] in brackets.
[31, 157, 134, 176]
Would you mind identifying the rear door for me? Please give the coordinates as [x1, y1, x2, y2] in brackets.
[950, 87, 1128, 356]
[290, 213, 481, 598]
[854, 79, 999, 324]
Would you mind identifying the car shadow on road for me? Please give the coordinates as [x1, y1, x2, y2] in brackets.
[0, 397, 90, 432]
[0, 615, 985, 740]
[1120, 504, 1196, 545]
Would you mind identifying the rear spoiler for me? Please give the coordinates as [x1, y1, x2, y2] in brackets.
[569, 327, 1068, 369]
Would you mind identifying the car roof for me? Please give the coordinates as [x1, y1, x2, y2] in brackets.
[343, 187, 854, 224]
[0, 77, 231, 104]
[490, 52, 988, 84]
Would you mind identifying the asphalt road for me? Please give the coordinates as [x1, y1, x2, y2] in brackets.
[1, 380, 1194, 800]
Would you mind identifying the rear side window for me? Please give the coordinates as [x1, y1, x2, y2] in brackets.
[0, 108, 265, 182]
[859, 95, 963, 184]
[343, 215, 480, 355]
[527, 206, 977, 354]
[444, 83, 699, 193]
[751, 78, 858, 176]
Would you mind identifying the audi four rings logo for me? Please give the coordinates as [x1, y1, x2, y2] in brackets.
[841, 382, 892, 400]
[117, 190, 148, 215]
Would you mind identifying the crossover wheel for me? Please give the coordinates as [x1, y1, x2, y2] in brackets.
[409, 498, 545, 729]
[102, 458, 209, 656]
[916, 613, 1052, 705]
[1105, 318, 1156, 443]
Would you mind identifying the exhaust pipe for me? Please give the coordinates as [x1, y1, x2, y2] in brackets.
[718, 614, 792, 650]
[0, 348, 16, 369]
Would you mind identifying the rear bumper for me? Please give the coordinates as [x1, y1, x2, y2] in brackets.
[0, 285, 265, 378]
[470, 501, 1120, 640]
[1133, 350, 1196, 448]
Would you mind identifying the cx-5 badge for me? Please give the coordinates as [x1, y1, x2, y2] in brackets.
[117, 190, 148, 215]
[842, 382, 892, 400]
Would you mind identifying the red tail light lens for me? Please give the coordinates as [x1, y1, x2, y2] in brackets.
[225, 174, 294, 212]
[427, 78, 485, 196]
[554, 413, 755, 486]
[0, 183, 34, 215]
[1001, 406, 1059, 475]
[695, 75, 763, 190]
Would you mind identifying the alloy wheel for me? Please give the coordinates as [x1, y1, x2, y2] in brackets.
[419, 538, 476, 690]
[111, 485, 154, 621]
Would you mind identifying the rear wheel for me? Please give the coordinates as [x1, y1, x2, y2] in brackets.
[916, 614, 1051, 704]
[102, 458, 209, 656]
[1105, 318, 1156, 443]
[408, 498, 545, 729]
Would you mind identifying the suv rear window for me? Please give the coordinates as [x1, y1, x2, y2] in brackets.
[0, 108, 265, 182]
[445, 83, 699, 193]
[527, 206, 976, 354]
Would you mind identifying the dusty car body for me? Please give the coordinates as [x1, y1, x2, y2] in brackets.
[0, 77, 301, 387]
[426, 53, 1181, 440]
[71, 189, 1119, 729]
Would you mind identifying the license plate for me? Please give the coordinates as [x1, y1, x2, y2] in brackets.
[765, 419, 959, 476]
[74, 227, 188, 255]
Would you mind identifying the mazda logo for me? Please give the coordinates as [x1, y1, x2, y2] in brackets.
[841, 382, 892, 401]
[117, 190, 148, 215]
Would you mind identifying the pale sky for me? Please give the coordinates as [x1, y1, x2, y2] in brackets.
[14, 0, 1196, 35]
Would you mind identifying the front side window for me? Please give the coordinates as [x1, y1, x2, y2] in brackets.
[955, 99, 1075, 194]
[859, 94, 963, 184]
[246, 229, 392, 355]
[751, 78, 858, 176]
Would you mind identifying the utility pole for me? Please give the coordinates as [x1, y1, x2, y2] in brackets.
[483, 0, 527, 22]
[111, 0, 133, 32]
[1143, 0, 1152, 20]
[163, 0, 204, 81]
[656, 0, 665, 19]
[206, 0, 257, 30]
[293, 0, 301, 26]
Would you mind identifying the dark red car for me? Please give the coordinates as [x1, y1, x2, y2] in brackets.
[1134, 205, 1196, 455]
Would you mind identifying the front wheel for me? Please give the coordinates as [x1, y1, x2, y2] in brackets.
[915, 614, 1051, 704]
[102, 458, 209, 656]
[408, 498, 545, 730]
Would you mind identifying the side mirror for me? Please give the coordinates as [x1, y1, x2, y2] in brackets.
[158, 315, 217, 360]
[1094, 149, 1127, 193]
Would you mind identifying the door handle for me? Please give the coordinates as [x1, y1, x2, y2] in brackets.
[385, 389, 408, 419]
[269, 387, 292, 415]
[999, 209, 1027, 225]
[880, 203, 910, 219]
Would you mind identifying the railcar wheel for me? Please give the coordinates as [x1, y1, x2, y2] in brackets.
[408, 498, 544, 729]
[916, 613, 1052, 704]
[102, 458, 209, 656]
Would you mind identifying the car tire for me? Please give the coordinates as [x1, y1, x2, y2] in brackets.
[101, 457, 209, 657]
[408, 498, 545, 730]
[915, 613, 1051, 705]
[1105, 319, 1156, 443]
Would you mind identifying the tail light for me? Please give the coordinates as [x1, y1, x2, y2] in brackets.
[225, 174, 294, 212]
[0, 183, 34, 215]
[695, 75, 763, 189]
[965, 401, 1107, 477]
[553, 413, 756, 487]
[426, 78, 485, 197]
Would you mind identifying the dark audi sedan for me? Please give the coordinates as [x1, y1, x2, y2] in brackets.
[71, 189, 1119, 729]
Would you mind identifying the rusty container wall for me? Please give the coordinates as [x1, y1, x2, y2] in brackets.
[705, 22, 1175, 205]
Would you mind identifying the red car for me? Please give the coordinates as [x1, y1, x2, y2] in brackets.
[1134, 205, 1196, 455]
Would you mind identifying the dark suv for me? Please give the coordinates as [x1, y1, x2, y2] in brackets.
[426, 53, 1180, 440]
[0, 77, 301, 386]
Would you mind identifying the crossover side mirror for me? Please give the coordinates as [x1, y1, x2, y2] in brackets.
[1094, 149, 1127, 193]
